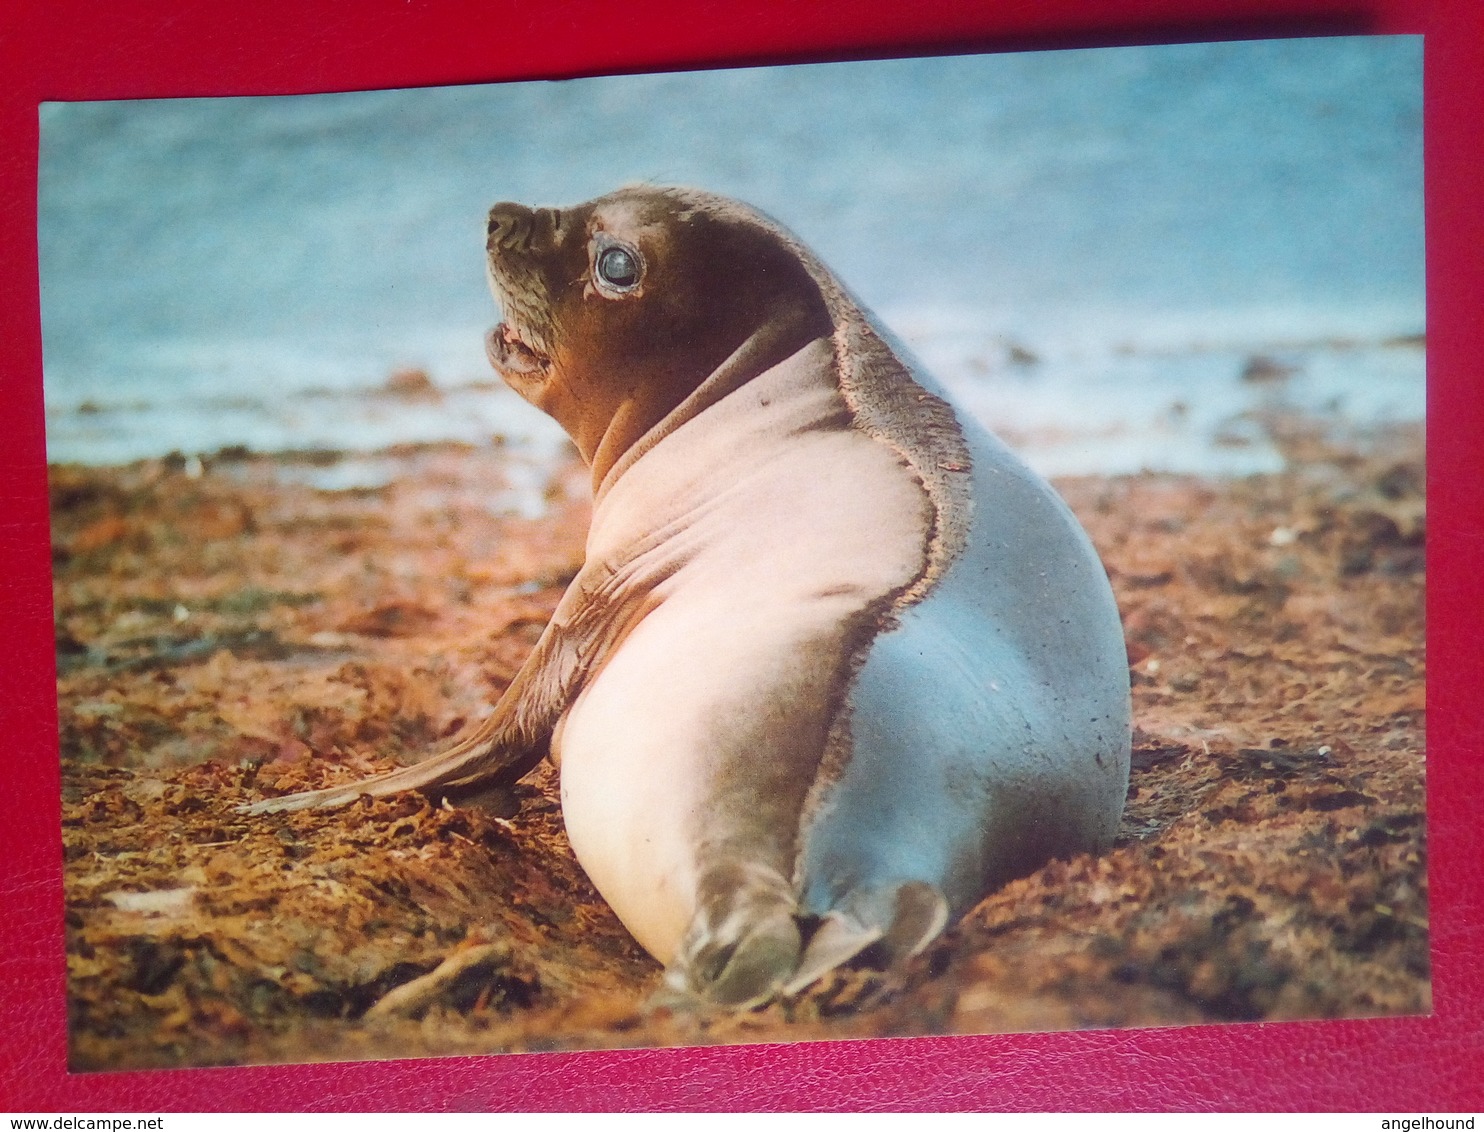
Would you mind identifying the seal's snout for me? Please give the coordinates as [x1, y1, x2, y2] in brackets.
[487, 202, 533, 250]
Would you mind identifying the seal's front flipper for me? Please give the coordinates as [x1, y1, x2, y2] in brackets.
[238, 556, 635, 816]
[785, 881, 950, 996]
[236, 718, 546, 814]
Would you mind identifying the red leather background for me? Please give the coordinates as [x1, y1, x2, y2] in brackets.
[3, 0, 1479, 1112]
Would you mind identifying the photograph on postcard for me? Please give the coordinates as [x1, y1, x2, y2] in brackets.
[41, 35, 1426, 1070]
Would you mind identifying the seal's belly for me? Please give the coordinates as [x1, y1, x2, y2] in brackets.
[555, 387, 933, 964]
[556, 590, 847, 962]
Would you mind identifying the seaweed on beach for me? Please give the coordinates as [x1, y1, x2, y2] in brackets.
[54, 424, 1427, 1069]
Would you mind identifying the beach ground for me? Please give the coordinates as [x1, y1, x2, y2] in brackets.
[52, 418, 1427, 1069]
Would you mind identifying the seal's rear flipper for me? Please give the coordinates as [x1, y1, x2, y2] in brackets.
[784, 880, 950, 996]
[781, 913, 883, 995]
[657, 862, 803, 1009]
[656, 911, 802, 1011]
[236, 720, 543, 815]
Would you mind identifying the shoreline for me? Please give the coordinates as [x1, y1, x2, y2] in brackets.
[53, 421, 1426, 1068]
[43, 328, 1426, 484]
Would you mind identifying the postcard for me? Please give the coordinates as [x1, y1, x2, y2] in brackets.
[9, 3, 1477, 1108]
[37, 36, 1429, 1076]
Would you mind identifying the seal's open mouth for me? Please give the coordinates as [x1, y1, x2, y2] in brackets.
[486, 322, 550, 377]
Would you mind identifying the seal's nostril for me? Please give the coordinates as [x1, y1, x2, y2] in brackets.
[487, 202, 533, 246]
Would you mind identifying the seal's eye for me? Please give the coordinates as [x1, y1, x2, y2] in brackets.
[595, 244, 641, 292]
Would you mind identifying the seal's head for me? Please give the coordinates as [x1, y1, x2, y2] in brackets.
[485, 187, 832, 484]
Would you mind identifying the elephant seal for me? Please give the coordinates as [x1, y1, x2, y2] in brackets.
[243, 186, 1132, 1008]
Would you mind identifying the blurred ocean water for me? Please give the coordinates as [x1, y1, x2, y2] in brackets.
[38, 36, 1423, 494]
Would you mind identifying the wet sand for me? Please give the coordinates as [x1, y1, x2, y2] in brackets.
[52, 419, 1426, 1069]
